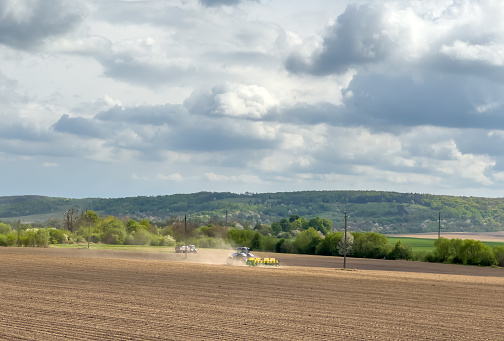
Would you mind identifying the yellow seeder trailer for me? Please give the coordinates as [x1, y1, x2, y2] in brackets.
[227, 247, 280, 266]
[246, 257, 280, 266]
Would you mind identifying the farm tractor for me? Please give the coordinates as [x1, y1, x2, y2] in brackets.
[226, 247, 279, 266]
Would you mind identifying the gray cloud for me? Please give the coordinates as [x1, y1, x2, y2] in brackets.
[199, 0, 258, 7]
[342, 72, 504, 131]
[52, 114, 105, 138]
[0, 0, 87, 50]
[98, 55, 199, 88]
[95, 105, 187, 126]
[280, 71, 504, 132]
[286, 4, 392, 75]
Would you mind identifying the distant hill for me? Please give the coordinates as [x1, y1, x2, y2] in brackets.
[2, 191, 504, 234]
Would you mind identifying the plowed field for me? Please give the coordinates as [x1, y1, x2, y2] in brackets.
[1, 248, 504, 340]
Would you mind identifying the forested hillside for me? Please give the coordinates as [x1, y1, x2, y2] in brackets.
[2, 191, 504, 233]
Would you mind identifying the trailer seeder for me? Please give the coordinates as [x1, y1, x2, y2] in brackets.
[226, 247, 280, 266]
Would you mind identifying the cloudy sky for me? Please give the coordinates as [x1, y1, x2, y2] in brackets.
[1, 0, 504, 199]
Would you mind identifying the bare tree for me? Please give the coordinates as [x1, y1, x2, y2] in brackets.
[64, 209, 79, 232]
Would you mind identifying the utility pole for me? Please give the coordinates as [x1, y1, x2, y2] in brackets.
[184, 215, 188, 259]
[343, 211, 347, 269]
[225, 208, 228, 227]
[16, 220, 21, 247]
[438, 211, 441, 239]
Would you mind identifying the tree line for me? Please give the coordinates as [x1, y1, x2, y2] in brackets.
[1, 211, 503, 267]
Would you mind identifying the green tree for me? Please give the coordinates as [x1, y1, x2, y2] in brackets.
[126, 228, 152, 245]
[460, 239, 496, 266]
[250, 232, 262, 251]
[315, 232, 343, 256]
[126, 219, 144, 234]
[450, 239, 464, 264]
[35, 228, 50, 248]
[78, 210, 100, 227]
[21, 229, 37, 247]
[271, 222, 282, 235]
[289, 214, 300, 222]
[352, 232, 390, 259]
[0, 223, 11, 235]
[294, 227, 322, 254]
[493, 245, 504, 267]
[49, 228, 68, 244]
[227, 229, 256, 247]
[432, 237, 453, 262]
[99, 218, 127, 244]
[275, 238, 295, 253]
[388, 241, 412, 260]
[291, 218, 308, 231]
[279, 219, 291, 232]
[308, 217, 332, 235]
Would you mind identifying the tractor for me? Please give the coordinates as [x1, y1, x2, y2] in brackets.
[226, 247, 279, 266]
[226, 247, 253, 265]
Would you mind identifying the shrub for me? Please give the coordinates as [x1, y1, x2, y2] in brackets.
[35, 228, 50, 248]
[87, 233, 100, 243]
[21, 230, 37, 247]
[49, 228, 68, 244]
[388, 241, 412, 260]
[101, 229, 126, 244]
[126, 219, 143, 234]
[315, 232, 343, 256]
[196, 236, 219, 248]
[275, 238, 295, 253]
[100, 219, 127, 244]
[260, 236, 277, 252]
[276, 231, 292, 239]
[160, 225, 174, 237]
[352, 232, 390, 259]
[460, 239, 496, 266]
[130, 229, 152, 245]
[412, 251, 430, 262]
[0, 234, 8, 246]
[150, 235, 176, 246]
[432, 237, 452, 262]
[227, 229, 256, 247]
[5, 232, 17, 246]
[0, 223, 11, 235]
[250, 232, 262, 251]
[493, 245, 504, 267]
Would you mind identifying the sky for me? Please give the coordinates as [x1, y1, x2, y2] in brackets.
[1, 0, 504, 199]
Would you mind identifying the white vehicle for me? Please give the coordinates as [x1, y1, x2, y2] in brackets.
[175, 245, 198, 254]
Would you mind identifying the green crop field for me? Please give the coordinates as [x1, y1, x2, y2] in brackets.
[387, 237, 436, 252]
[388, 237, 504, 253]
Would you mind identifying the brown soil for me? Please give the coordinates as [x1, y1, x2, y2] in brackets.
[1, 248, 504, 340]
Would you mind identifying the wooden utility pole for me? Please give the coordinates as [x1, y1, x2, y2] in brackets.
[184, 215, 188, 259]
[16, 220, 21, 247]
[343, 211, 347, 269]
[438, 211, 441, 239]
